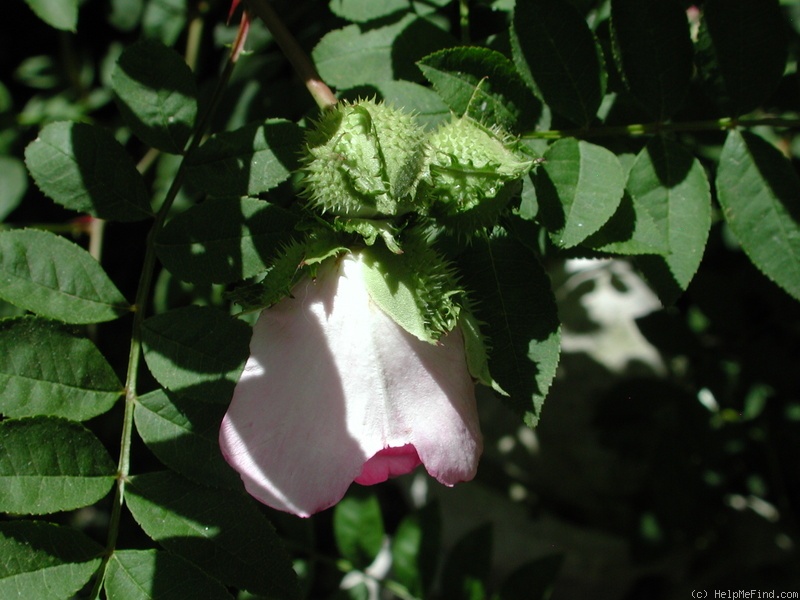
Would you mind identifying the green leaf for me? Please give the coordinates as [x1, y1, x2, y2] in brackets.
[155, 198, 298, 285]
[333, 492, 385, 568]
[142, 0, 187, 47]
[535, 138, 625, 248]
[0, 229, 130, 323]
[700, 0, 787, 115]
[186, 120, 303, 197]
[134, 389, 241, 490]
[367, 80, 450, 129]
[23, 0, 78, 31]
[112, 39, 198, 153]
[497, 555, 564, 600]
[0, 317, 123, 420]
[440, 523, 492, 600]
[610, 0, 693, 120]
[716, 130, 800, 301]
[0, 156, 27, 221]
[0, 520, 103, 599]
[418, 47, 540, 132]
[629, 137, 711, 303]
[391, 502, 440, 598]
[24, 121, 153, 221]
[141, 306, 251, 403]
[0, 417, 116, 514]
[510, 0, 605, 127]
[458, 232, 560, 427]
[329, 0, 411, 23]
[313, 15, 455, 88]
[105, 549, 235, 600]
[126, 471, 299, 599]
[585, 191, 667, 256]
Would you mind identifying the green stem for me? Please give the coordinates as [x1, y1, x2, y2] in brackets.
[245, 0, 337, 110]
[87, 29, 239, 600]
[522, 116, 800, 140]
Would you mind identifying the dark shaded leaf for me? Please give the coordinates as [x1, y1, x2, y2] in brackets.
[126, 471, 298, 599]
[185, 120, 303, 197]
[134, 389, 241, 490]
[105, 549, 235, 600]
[25, 121, 153, 221]
[141, 306, 251, 403]
[510, 0, 605, 126]
[458, 232, 560, 427]
[112, 39, 197, 153]
[0, 520, 103, 599]
[610, 0, 693, 120]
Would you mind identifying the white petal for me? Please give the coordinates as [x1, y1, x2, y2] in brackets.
[220, 253, 482, 517]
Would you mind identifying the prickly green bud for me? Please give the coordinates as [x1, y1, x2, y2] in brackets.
[300, 100, 428, 218]
[422, 117, 534, 232]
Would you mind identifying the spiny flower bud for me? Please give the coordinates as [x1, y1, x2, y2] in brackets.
[422, 117, 534, 232]
[300, 99, 428, 218]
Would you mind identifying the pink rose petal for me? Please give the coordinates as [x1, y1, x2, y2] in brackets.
[219, 252, 482, 517]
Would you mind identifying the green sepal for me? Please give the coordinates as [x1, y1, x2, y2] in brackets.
[300, 99, 428, 218]
[460, 309, 508, 396]
[360, 237, 463, 344]
[228, 229, 348, 313]
[332, 217, 403, 254]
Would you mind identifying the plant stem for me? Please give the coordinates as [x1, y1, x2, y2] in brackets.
[459, 0, 470, 44]
[245, 0, 337, 110]
[87, 26, 240, 600]
[523, 116, 800, 140]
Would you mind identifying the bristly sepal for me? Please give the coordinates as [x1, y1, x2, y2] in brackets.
[359, 234, 465, 344]
[420, 116, 534, 236]
[300, 99, 428, 218]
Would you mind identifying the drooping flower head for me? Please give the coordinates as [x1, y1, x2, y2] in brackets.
[220, 252, 482, 517]
[221, 98, 533, 516]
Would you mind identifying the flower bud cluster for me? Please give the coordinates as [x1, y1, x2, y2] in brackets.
[300, 99, 534, 233]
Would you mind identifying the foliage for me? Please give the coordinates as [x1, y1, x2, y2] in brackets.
[1, 0, 799, 598]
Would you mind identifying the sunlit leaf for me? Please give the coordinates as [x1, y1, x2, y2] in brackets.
[24, 121, 153, 221]
[0, 157, 27, 221]
[535, 138, 625, 248]
[0, 417, 116, 514]
[391, 502, 440, 597]
[716, 130, 800, 300]
[141, 306, 251, 403]
[112, 39, 197, 153]
[0, 317, 123, 420]
[0, 520, 103, 599]
[329, 0, 411, 23]
[313, 15, 455, 88]
[23, 0, 78, 31]
[105, 549, 234, 600]
[126, 471, 299, 599]
[334, 492, 384, 568]
[418, 47, 540, 132]
[142, 0, 187, 46]
[0, 229, 130, 323]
